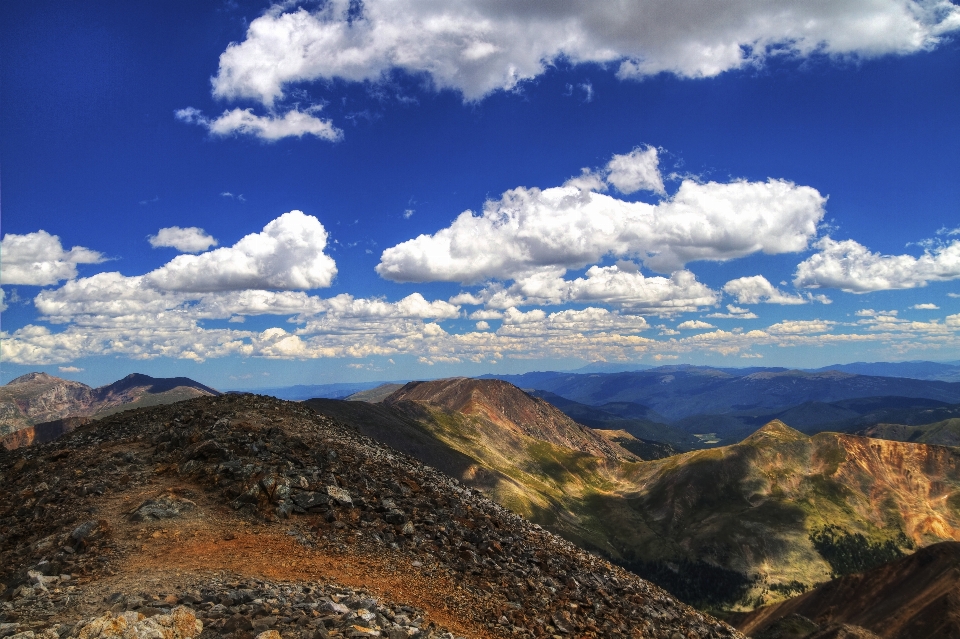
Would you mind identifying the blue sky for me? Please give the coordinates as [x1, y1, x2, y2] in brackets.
[2, 0, 960, 389]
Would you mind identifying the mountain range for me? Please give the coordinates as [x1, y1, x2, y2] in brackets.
[308, 378, 960, 612]
[483, 366, 960, 421]
[0, 372, 219, 449]
[4, 367, 960, 624]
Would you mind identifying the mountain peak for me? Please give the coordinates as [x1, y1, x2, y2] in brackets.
[742, 419, 808, 445]
[385, 377, 634, 460]
[7, 372, 61, 385]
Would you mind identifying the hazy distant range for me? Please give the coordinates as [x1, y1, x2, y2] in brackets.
[235, 360, 960, 400]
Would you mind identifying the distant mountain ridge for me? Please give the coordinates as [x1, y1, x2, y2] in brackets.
[0, 372, 219, 448]
[483, 367, 960, 421]
[810, 360, 960, 382]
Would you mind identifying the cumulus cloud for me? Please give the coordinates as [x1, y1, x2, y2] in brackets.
[175, 107, 341, 142]
[496, 306, 650, 338]
[724, 275, 808, 305]
[145, 211, 337, 292]
[677, 320, 715, 330]
[58, 366, 83, 373]
[378, 168, 825, 283]
[766, 319, 836, 334]
[706, 304, 759, 319]
[0, 231, 105, 286]
[210, 1, 960, 106]
[459, 265, 719, 314]
[469, 309, 503, 320]
[148, 227, 218, 253]
[912, 303, 940, 310]
[603, 146, 666, 195]
[794, 237, 960, 292]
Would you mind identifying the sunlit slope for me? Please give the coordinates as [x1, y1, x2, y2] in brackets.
[861, 418, 960, 447]
[612, 421, 960, 605]
[309, 380, 960, 609]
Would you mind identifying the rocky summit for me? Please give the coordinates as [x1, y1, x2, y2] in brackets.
[0, 393, 742, 639]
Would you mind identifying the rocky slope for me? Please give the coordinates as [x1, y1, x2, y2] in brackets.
[307, 382, 960, 611]
[0, 393, 740, 639]
[0, 373, 219, 449]
[306, 380, 641, 560]
[732, 541, 960, 639]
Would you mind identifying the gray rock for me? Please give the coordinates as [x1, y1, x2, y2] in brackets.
[326, 486, 352, 507]
[69, 520, 100, 542]
[0, 623, 21, 639]
[291, 491, 331, 510]
[131, 495, 196, 521]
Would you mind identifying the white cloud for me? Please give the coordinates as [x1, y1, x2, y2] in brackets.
[58, 366, 83, 373]
[210, 1, 960, 106]
[603, 146, 665, 195]
[34, 272, 186, 326]
[496, 306, 650, 338]
[468, 309, 503, 320]
[856, 309, 898, 317]
[912, 303, 940, 310]
[468, 265, 719, 314]
[794, 237, 960, 292]
[176, 107, 342, 142]
[148, 226, 219, 253]
[316, 292, 460, 320]
[706, 304, 759, 319]
[766, 319, 836, 334]
[0, 231, 105, 286]
[145, 210, 337, 292]
[378, 165, 825, 283]
[677, 320, 715, 330]
[0, 289, 7, 313]
[723, 275, 808, 305]
[475, 320, 490, 331]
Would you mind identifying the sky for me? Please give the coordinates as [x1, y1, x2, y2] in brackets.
[2, 0, 960, 390]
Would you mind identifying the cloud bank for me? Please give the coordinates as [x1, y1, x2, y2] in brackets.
[212, 0, 960, 106]
[379, 178, 824, 283]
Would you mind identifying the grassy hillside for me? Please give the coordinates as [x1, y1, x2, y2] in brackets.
[860, 418, 960, 447]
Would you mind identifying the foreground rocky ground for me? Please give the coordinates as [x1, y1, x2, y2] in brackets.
[0, 394, 742, 639]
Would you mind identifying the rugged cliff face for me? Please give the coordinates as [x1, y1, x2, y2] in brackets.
[0, 373, 96, 436]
